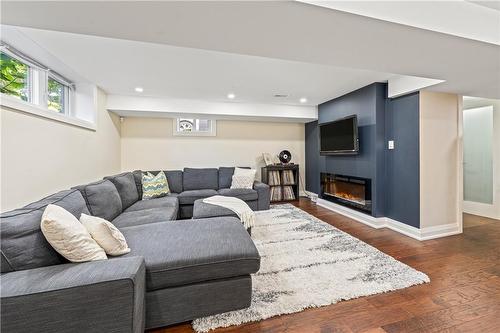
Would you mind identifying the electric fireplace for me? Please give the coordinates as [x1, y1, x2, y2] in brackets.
[320, 173, 372, 214]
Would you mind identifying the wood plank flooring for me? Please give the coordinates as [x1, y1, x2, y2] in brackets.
[149, 199, 500, 333]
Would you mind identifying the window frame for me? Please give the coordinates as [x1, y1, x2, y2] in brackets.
[47, 73, 71, 114]
[173, 118, 217, 137]
[1, 44, 85, 126]
[0, 49, 33, 103]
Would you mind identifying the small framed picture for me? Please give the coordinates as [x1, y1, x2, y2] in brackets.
[263, 153, 274, 166]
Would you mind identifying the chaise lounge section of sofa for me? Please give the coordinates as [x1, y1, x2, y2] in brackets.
[0, 189, 146, 333]
[1, 167, 269, 332]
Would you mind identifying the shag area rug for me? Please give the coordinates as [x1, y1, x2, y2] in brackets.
[192, 204, 429, 332]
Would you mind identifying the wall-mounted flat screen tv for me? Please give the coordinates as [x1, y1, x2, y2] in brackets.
[320, 115, 359, 155]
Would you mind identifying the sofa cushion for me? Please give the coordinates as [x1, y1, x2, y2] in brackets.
[192, 199, 238, 219]
[119, 217, 260, 290]
[183, 168, 218, 191]
[112, 207, 178, 229]
[132, 170, 144, 197]
[125, 195, 178, 213]
[104, 172, 139, 210]
[164, 170, 183, 193]
[218, 167, 235, 189]
[73, 180, 122, 221]
[218, 188, 258, 201]
[177, 189, 218, 205]
[179, 205, 193, 219]
[0, 189, 89, 272]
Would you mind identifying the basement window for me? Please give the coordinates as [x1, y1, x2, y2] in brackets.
[0, 43, 92, 129]
[1, 47, 73, 114]
[174, 118, 217, 136]
[0, 51, 31, 102]
[47, 75, 70, 114]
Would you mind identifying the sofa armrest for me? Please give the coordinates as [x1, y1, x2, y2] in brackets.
[253, 181, 270, 210]
[1, 256, 146, 333]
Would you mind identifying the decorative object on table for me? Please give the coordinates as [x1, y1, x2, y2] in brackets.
[192, 204, 429, 333]
[262, 152, 280, 165]
[262, 153, 274, 166]
[261, 164, 299, 202]
[278, 150, 292, 164]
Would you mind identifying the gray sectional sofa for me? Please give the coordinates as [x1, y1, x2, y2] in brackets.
[0, 167, 270, 332]
[132, 167, 270, 219]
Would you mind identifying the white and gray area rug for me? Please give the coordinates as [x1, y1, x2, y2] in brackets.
[192, 204, 429, 332]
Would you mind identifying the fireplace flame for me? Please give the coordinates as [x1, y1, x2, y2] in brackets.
[335, 192, 361, 201]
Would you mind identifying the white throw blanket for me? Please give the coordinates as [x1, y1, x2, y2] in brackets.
[203, 195, 255, 229]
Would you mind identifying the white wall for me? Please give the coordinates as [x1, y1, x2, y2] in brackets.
[462, 98, 500, 220]
[419, 91, 462, 230]
[0, 89, 121, 211]
[121, 117, 305, 189]
[1, 89, 307, 212]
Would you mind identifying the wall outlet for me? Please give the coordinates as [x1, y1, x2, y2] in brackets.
[388, 140, 395, 150]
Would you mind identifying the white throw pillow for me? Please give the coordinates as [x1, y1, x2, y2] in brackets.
[80, 214, 131, 256]
[233, 167, 257, 179]
[41, 204, 107, 262]
[230, 168, 257, 189]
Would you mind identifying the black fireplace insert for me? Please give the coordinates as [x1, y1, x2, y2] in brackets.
[320, 173, 372, 214]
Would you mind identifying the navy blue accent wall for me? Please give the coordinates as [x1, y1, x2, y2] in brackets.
[305, 83, 420, 227]
[305, 120, 320, 195]
[317, 83, 387, 217]
[385, 93, 420, 227]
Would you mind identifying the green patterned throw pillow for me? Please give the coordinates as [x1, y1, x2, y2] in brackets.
[142, 171, 170, 200]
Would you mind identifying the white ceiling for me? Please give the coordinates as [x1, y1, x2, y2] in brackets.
[469, 1, 500, 11]
[2, 1, 499, 101]
[4, 26, 393, 106]
[301, 0, 500, 45]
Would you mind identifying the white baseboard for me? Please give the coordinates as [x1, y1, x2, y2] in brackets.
[317, 199, 385, 229]
[463, 200, 500, 220]
[316, 198, 461, 241]
[418, 223, 463, 240]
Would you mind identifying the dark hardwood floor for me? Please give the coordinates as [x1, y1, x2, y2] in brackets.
[150, 199, 500, 333]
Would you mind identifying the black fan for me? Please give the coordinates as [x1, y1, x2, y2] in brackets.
[278, 150, 292, 164]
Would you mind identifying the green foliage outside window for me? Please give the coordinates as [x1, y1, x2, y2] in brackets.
[1, 51, 66, 113]
[48, 77, 64, 113]
[0, 52, 29, 101]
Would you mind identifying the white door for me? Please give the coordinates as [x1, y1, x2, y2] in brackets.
[463, 105, 494, 205]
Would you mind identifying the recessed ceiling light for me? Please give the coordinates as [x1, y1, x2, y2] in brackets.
[135, 87, 144, 93]
[227, 93, 236, 99]
[300, 97, 308, 103]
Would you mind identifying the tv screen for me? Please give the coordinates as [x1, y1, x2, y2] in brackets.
[320, 115, 359, 155]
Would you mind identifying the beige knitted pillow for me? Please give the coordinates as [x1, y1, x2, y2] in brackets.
[230, 167, 257, 189]
[41, 204, 107, 262]
[80, 214, 131, 256]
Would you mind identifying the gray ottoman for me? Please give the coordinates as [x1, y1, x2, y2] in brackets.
[193, 199, 251, 235]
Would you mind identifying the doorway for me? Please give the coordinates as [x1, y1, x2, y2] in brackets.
[462, 97, 500, 221]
